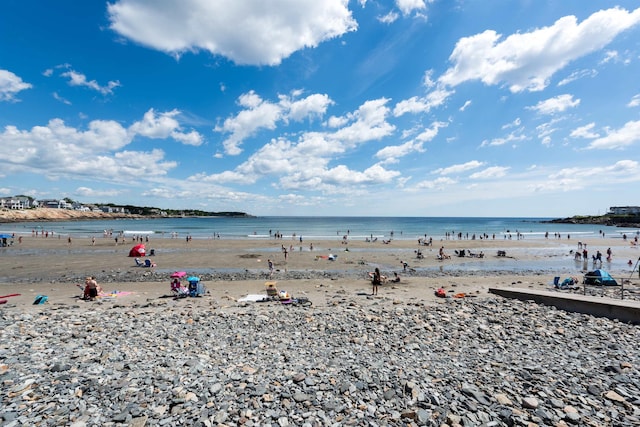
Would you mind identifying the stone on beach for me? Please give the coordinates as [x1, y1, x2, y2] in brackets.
[1, 295, 639, 426]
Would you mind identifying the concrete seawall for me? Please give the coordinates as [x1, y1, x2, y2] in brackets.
[489, 288, 640, 325]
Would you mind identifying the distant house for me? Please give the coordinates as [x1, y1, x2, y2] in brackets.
[0, 196, 34, 209]
[0, 197, 13, 209]
[98, 206, 127, 214]
[0, 196, 35, 209]
[38, 199, 65, 209]
[72, 203, 91, 212]
[609, 206, 640, 215]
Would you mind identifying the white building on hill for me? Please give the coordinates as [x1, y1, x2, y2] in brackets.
[609, 206, 640, 215]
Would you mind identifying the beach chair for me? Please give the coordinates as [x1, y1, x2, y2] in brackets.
[170, 279, 188, 298]
[134, 258, 144, 267]
[187, 276, 205, 297]
[264, 281, 300, 303]
[265, 281, 280, 300]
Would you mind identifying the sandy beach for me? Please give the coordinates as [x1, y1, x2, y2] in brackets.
[1, 232, 639, 310]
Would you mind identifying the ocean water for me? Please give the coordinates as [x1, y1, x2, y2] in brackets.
[0, 216, 634, 241]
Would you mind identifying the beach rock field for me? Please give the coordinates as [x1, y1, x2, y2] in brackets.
[1, 294, 639, 426]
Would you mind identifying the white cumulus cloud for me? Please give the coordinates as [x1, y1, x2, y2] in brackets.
[108, 0, 358, 66]
[129, 109, 204, 146]
[0, 113, 188, 182]
[61, 69, 121, 95]
[197, 98, 397, 192]
[469, 166, 510, 179]
[434, 160, 485, 176]
[0, 70, 32, 101]
[528, 94, 580, 115]
[570, 123, 600, 139]
[216, 91, 335, 155]
[439, 7, 640, 92]
[587, 120, 640, 149]
[396, 0, 428, 16]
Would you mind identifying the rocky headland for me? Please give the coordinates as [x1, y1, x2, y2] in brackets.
[0, 208, 144, 223]
[545, 214, 640, 229]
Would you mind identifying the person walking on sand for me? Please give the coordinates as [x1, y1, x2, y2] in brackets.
[267, 259, 274, 278]
[371, 267, 381, 295]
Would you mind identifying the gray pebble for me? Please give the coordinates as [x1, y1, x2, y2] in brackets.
[1, 296, 638, 426]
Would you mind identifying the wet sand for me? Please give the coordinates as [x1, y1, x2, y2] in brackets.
[1, 233, 639, 310]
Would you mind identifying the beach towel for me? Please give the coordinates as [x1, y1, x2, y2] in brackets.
[0, 293, 21, 299]
[98, 291, 135, 298]
[238, 294, 269, 303]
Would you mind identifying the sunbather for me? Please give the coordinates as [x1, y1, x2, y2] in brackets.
[83, 276, 101, 301]
[555, 277, 579, 290]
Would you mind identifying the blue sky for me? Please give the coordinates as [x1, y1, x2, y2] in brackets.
[1, 1, 640, 217]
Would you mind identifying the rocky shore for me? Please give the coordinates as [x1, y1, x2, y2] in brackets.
[2, 295, 639, 426]
[0, 208, 144, 223]
[0, 208, 248, 223]
[545, 215, 640, 229]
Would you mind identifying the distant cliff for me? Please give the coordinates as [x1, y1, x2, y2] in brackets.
[545, 214, 640, 228]
[0, 208, 252, 223]
[0, 208, 143, 222]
